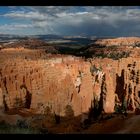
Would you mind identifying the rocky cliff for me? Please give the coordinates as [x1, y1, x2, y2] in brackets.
[0, 44, 140, 118]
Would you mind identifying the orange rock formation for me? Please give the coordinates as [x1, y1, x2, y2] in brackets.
[0, 38, 140, 118]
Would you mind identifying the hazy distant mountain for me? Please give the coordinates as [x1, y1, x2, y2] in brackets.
[0, 34, 93, 45]
[30, 34, 64, 40]
[0, 34, 28, 43]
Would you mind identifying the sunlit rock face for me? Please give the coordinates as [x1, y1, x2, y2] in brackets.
[0, 48, 94, 116]
[1, 46, 140, 117]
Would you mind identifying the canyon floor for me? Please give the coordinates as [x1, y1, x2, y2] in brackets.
[0, 110, 139, 134]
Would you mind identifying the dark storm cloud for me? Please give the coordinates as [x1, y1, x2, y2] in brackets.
[55, 7, 140, 37]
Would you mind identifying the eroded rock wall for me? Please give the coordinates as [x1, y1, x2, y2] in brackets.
[1, 48, 140, 117]
[0, 49, 95, 116]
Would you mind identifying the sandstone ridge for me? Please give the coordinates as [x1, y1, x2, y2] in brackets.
[0, 45, 140, 118]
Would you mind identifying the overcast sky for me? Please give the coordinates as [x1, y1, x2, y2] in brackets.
[0, 6, 140, 37]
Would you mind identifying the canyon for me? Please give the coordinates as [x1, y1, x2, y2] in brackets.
[0, 37, 140, 133]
